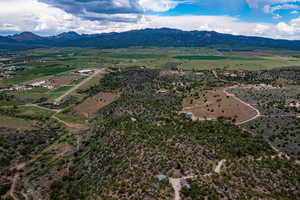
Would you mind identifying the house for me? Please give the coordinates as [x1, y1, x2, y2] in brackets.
[157, 175, 166, 181]
[130, 117, 137, 122]
[199, 117, 213, 121]
[185, 112, 194, 118]
[30, 80, 46, 87]
[180, 179, 189, 185]
[77, 69, 94, 74]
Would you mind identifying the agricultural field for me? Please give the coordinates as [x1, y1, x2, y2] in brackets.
[74, 92, 120, 118]
[1, 48, 300, 200]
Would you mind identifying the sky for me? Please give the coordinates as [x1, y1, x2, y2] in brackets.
[2, 0, 300, 39]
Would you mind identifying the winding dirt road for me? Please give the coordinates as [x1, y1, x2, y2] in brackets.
[224, 86, 261, 125]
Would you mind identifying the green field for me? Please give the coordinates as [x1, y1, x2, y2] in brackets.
[174, 56, 227, 60]
[17, 106, 56, 119]
[0, 115, 34, 130]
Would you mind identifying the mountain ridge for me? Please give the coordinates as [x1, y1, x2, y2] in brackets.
[1, 28, 300, 51]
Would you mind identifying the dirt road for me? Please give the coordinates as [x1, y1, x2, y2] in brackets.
[224, 86, 261, 125]
[54, 69, 105, 105]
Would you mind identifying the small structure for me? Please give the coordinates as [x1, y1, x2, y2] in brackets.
[157, 175, 167, 181]
[30, 80, 46, 87]
[180, 179, 189, 186]
[77, 69, 94, 74]
[130, 117, 137, 122]
[199, 117, 213, 121]
[185, 112, 194, 119]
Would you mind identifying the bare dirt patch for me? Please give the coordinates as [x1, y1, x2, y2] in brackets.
[182, 88, 257, 123]
[160, 70, 189, 76]
[48, 76, 80, 87]
[74, 92, 120, 118]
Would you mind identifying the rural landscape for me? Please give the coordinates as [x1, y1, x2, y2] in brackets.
[0, 40, 300, 199]
[2, 0, 300, 199]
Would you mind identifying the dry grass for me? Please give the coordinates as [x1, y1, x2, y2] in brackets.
[182, 88, 257, 123]
[74, 92, 120, 118]
[48, 76, 80, 87]
[160, 70, 189, 76]
[0, 116, 34, 130]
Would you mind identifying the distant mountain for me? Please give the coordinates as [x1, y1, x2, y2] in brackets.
[1, 28, 300, 51]
[51, 31, 83, 41]
[9, 32, 43, 41]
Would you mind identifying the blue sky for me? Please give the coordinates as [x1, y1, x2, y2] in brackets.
[1, 0, 300, 39]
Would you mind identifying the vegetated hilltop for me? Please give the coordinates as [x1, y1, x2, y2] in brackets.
[3, 67, 299, 200]
[2, 28, 300, 50]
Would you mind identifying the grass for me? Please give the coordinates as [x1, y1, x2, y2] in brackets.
[0, 101, 25, 107]
[48, 86, 73, 102]
[18, 64, 76, 77]
[173, 55, 263, 61]
[56, 113, 87, 124]
[174, 56, 227, 60]
[17, 106, 56, 118]
[110, 53, 166, 59]
[0, 115, 34, 130]
[8, 87, 50, 100]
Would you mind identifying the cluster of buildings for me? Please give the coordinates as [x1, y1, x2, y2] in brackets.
[28, 80, 54, 89]
[0, 65, 26, 80]
[0, 79, 55, 92]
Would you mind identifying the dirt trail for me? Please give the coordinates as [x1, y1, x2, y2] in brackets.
[23, 104, 61, 113]
[52, 115, 83, 129]
[169, 158, 227, 200]
[54, 69, 105, 105]
[9, 173, 19, 200]
[224, 86, 261, 125]
[214, 159, 226, 174]
[169, 176, 194, 200]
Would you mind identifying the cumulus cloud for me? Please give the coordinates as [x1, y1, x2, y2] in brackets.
[0, 0, 148, 35]
[2, 0, 300, 40]
[38, 0, 186, 20]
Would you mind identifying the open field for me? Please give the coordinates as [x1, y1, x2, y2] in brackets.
[17, 106, 56, 119]
[0, 115, 34, 130]
[182, 88, 257, 123]
[74, 92, 120, 118]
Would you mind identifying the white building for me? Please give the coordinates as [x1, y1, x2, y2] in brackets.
[30, 80, 46, 87]
[77, 69, 94, 74]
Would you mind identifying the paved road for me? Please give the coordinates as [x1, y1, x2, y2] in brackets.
[54, 69, 104, 105]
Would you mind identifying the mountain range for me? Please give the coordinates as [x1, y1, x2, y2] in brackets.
[1, 28, 300, 51]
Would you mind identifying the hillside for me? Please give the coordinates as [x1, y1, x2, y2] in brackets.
[1, 67, 300, 200]
[2, 28, 300, 51]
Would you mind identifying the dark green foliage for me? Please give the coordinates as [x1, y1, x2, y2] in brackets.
[0, 178, 11, 195]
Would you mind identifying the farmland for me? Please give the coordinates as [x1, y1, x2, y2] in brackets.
[74, 92, 120, 118]
[0, 48, 300, 200]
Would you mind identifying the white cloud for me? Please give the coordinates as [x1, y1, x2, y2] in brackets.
[264, 4, 300, 14]
[273, 14, 282, 19]
[291, 10, 299, 13]
[276, 22, 295, 33]
[0, 0, 148, 35]
[2, 0, 300, 40]
[139, 0, 179, 12]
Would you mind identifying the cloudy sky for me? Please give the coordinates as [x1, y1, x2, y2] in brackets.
[2, 0, 300, 39]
